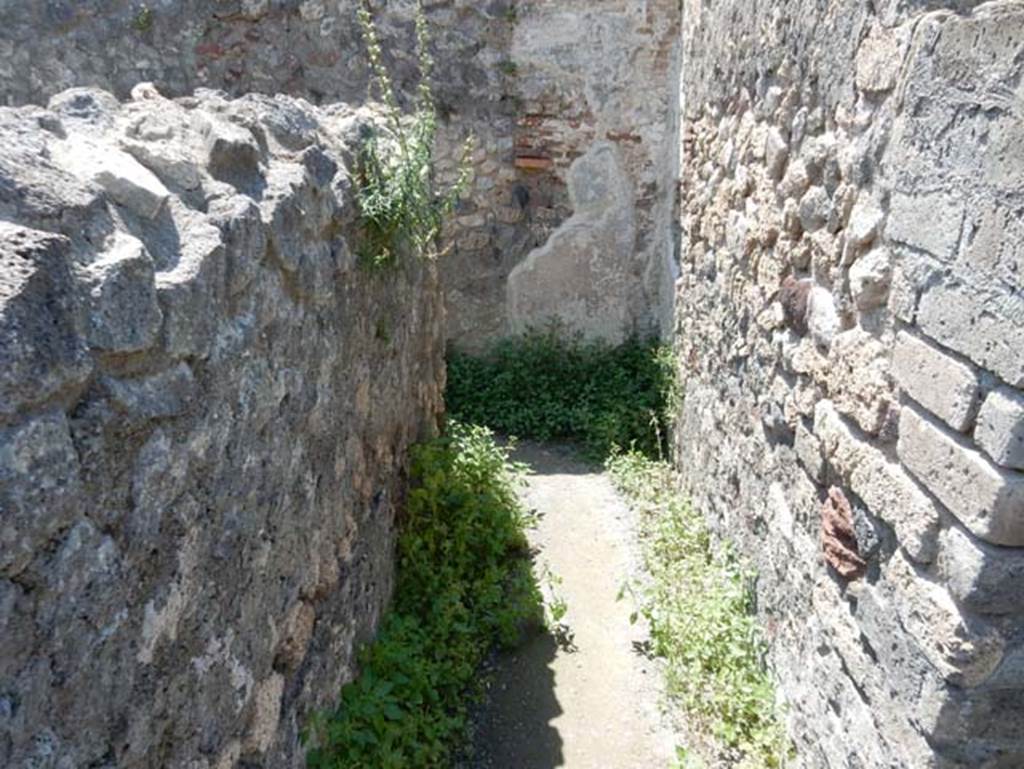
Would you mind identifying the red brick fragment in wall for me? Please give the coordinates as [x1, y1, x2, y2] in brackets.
[515, 156, 553, 171]
[821, 486, 867, 579]
[779, 274, 811, 335]
[195, 42, 225, 59]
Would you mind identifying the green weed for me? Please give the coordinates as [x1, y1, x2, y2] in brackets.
[607, 452, 792, 768]
[446, 326, 678, 461]
[304, 423, 542, 768]
[354, 1, 473, 269]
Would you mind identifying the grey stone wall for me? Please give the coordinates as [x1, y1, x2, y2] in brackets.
[0, 0, 679, 350]
[0, 86, 444, 768]
[674, 1, 1024, 766]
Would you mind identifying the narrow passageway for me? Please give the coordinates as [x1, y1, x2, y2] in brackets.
[468, 443, 679, 769]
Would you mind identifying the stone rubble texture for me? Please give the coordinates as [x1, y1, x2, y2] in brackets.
[1, 0, 1023, 768]
[0, 87, 444, 768]
[674, 0, 1024, 766]
[0, 0, 679, 352]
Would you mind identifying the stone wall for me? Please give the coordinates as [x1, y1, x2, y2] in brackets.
[674, 1, 1024, 766]
[0, 86, 444, 768]
[0, 0, 679, 350]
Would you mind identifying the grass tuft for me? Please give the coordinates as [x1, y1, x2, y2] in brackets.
[607, 452, 792, 768]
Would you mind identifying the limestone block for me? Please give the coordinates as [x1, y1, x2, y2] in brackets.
[888, 550, 1004, 687]
[844, 197, 883, 254]
[827, 329, 893, 436]
[815, 401, 941, 563]
[886, 191, 964, 262]
[53, 136, 170, 219]
[81, 235, 163, 353]
[798, 185, 830, 233]
[848, 246, 892, 310]
[892, 331, 980, 432]
[937, 525, 1024, 615]
[807, 286, 839, 349]
[855, 27, 904, 93]
[898, 406, 1024, 546]
[0, 414, 83, 576]
[917, 276, 1024, 388]
[764, 127, 789, 181]
[103, 363, 196, 420]
[975, 387, 1024, 470]
[0, 223, 92, 416]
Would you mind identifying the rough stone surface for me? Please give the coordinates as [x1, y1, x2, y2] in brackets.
[975, 387, 1024, 470]
[899, 406, 1024, 547]
[674, 1, 1024, 766]
[0, 0, 681, 351]
[893, 330, 981, 432]
[0, 88, 444, 769]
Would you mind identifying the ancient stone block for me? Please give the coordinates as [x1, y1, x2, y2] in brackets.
[886, 191, 964, 262]
[887, 550, 1004, 688]
[765, 127, 789, 180]
[53, 135, 170, 219]
[827, 329, 893, 436]
[0, 414, 83, 576]
[799, 186, 830, 233]
[848, 247, 892, 311]
[0, 223, 92, 416]
[807, 286, 839, 349]
[975, 387, 1024, 470]
[855, 27, 904, 93]
[103, 363, 196, 420]
[844, 197, 884, 254]
[81, 234, 163, 353]
[892, 331, 981, 432]
[937, 525, 1024, 615]
[916, 276, 1024, 388]
[898, 406, 1024, 546]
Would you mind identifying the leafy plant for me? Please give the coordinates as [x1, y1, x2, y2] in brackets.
[446, 325, 678, 461]
[355, 1, 473, 269]
[304, 423, 542, 768]
[607, 452, 792, 768]
[132, 5, 154, 33]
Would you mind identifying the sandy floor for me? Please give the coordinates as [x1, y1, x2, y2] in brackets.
[466, 442, 679, 769]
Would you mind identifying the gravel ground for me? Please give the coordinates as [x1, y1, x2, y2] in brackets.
[462, 442, 681, 769]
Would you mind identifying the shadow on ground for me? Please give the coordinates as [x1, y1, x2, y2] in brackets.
[469, 631, 564, 769]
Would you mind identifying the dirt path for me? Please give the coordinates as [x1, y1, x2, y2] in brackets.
[467, 442, 679, 769]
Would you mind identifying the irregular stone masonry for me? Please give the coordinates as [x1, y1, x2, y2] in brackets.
[0, 0, 679, 351]
[1, 1, 1023, 768]
[674, 1, 1024, 766]
[0, 86, 444, 768]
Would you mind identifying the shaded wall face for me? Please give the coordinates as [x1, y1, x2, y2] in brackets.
[674, 1, 1024, 766]
[0, 88, 445, 769]
[0, 0, 679, 350]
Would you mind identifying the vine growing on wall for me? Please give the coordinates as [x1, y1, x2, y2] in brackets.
[355, 1, 473, 269]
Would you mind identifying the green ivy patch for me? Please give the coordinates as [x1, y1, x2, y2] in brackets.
[446, 327, 678, 460]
